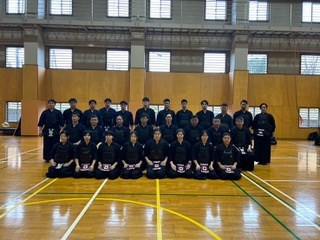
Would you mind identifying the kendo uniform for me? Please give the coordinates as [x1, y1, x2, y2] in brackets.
[253, 113, 276, 165]
[120, 142, 144, 179]
[231, 126, 254, 171]
[159, 123, 178, 145]
[86, 125, 104, 145]
[192, 142, 218, 180]
[115, 110, 133, 128]
[196, 110, 214, 130]
[214, 144, 241, 180]
[144, 139, 169, 179]
[135, 108, 156, 126]
[184, 124, 204, 146]
[73, 141, 97, 178]
[95, 142, 121, 179]
[46, 141, 75, 178]
[64, 123, 85, 144]
[167, 140, 193, 178]
[99, 107, 116, 130]
[38, 109, 64, 162]
[156, 109, 176, 126]
[82, 109, 103, 128]
[176, 109, 193, 129]
[216, 113, 233, 130]
[110, 125, 130, 147]
[207, 126, 227, 149]
[233, 110, 253, 129]
[134, 124, 154, 146]
[63, 108, 83, 126]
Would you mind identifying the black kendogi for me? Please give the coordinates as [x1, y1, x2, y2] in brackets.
[86, 125, 104, 144]
[120, 142, 144, 179]
[233, 110, 253, 129]
[196, 110, 214, 130]
[214, 143, 241, 180]
[38, 109, 64, 162]
[216, 113, 233, 130]
[207, 126, 227, 148]
[253, 113, 276, 165]
[46, 141, 75, 178]
[144, 139, 169, 179]
[168, 140, 193, 178]
[156, 109, 176, 126]
[176, 109, 193, 129]
[184, 124, 204, 146]
[99, 107, 117, 129]
[110, 125, 130, 147]
[115, 110, 133, 128]
[135, 108, 156, 126]
[64, 123, 85, 144]
[95, 142, 121, 179]
[134, 124, 154, 145]
[73, 141, 97, 178]
[159, 123, 178, 144]
[63, 108, 83, 126]
[82, 109, 103, 128]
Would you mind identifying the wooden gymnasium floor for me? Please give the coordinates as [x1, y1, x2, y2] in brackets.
[0, 136, 319, 240]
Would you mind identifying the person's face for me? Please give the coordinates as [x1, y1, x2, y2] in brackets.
[121, 104, 126, 111]
[166, 115, 172, 124]
[48, 101, 55, 109]
[240, 102, 247, 111]
[105, 101, 111, 108]
[143, 100, 149, 108]
[164, 101, 170, 109]
[106, 134, 113, 142]
[83, 133, 91, 142]
[221, 106, 227, 113]
[201, 102, 208, 110]
[236, 119, 244, 128]
[201, 134, 208, 142]
[154, 131, 161, 141]
[90, 117, 98, 126]
[116, 116, 123, 126]
[130, 134, 137, 142]
[260, 105, 267, 113]
[60, 133, 68, 143]
[223, 135, 231, 145]
[141, 117, 148, 125]
[89, 102, 96, 109]
[181, 102, 187, 110]
[213, 119, 220, 128]
[69, 101, 77, 108]
[190, 118, 198, 126]
[176, 132, 184, 140]
[72, 115, 79, 123]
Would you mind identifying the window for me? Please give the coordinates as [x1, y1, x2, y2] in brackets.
[6, 0, 25, 14]
[107, 0, 129, 17]
[106, 50, 129, 71]
[150, 105, 164, 117]
[249, 0, 269, 21]
[149, 51, 170, 72]
[50, 0, 72, 15]
[6, 47, 24, 68]
[207, 106, 221, 116]
[111, 104, 122, 111]
[205, 0, 227, 20]
[301, 55, 320, 75]
[56, 103, 69, 113]
[6, 102, 21, 122]
[248, 106, 261, 118]
[299, 108, 320, 128]
[204, 53, 226, 73]
[149, 0, 171, 19]
[302, 2, 320, 23]
[247, 54, 268, 74]
[49, 48, 72, 69]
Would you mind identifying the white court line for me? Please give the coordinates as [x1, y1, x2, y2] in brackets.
[286, 141, 318, 149]
[0, 147, 42, 162]
[266, 180, 320, 183]
[0, 178, 49, 209]
[242, 174, 320, 231]
[61, 178, 108, 240]
[247, 172, 320, 219]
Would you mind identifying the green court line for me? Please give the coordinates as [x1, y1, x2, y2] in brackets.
[232, 180, 302, 240]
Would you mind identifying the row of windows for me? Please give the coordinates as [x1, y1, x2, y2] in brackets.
[5, 1, 320, 23]
[5, 102, 320, 129]
[5, 47, 320, 75]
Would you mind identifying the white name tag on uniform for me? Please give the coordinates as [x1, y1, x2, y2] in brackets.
[101, 164, 111, 171]
[200, 163, 209, 173]
[56, 163, 63, 169]
[177, 164, 186, 173]
[80, 163, 90, 171]
[225, 165, 234, 173]
[153, 161, 161, 171]
[127, 164, 135, 170]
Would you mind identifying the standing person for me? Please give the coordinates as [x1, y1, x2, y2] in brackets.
[63, 98, 83, 126]
[192, 131, 218, 180]
[176, 99, 193, 129]
[167, 129, 193, 179]
[115, 101, 133, 129]
[184, 115, 204, 146]
[215, 132, 242, 180]
[253, 103, 276, 165]
[196, 100, 214, 130]
[82, 99, 102, 128]
[99, 98, 117, 130]
[216, 103, 233, 130]
[135, 97, 156, 126]
[159, 114, 178, 145]
[64, 113, 85, 145]
[233, 100, 253, 129]
[134, 114, 154, 146]
[38, 99, 64, 162]
[110, 115, 130, 147]
[207, 118, 227, 149]
[73, 131, 97, 178]
[86, 115, 104, 145]
[156, 98, 176, 126]
[95, 131, 121, 179]
[144, 128, 169, 179]
[231, 117, 255, 171]
[45, 131, 75, 178]
[120, 131, 144, 179]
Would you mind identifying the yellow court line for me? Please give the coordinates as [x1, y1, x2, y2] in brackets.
[156, 179, 162, 240]
[21, 197, 222, 239]
[0, 178, 58, 219]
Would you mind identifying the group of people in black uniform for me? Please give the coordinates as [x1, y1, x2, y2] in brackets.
[38, 97, 276, 180]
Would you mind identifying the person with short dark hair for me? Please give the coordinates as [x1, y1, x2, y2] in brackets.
[120, 131, 144, 179]
[216, 103, 233, 130]
[73, 131, 97, 178]
[167, 129, 193, 179]
[176, 99, 193, 129]
[253, 103, 276, 165]
[86, 115, 104, 145]
[99, 98, 117, 130]
[207, 118, 227, 149]
[135, 97, 156, 126]
[38, 99, 64, 162]
[46, 131, 75, 178]
[82, 99, 103, 128]
[134, 113, 154, 146]
[196, 100, 214, 130]
[115, 101, 133, 129]
[63, 98, 83, 126]
[64, 113, 85, 145]
[215, 133, 242, 180]
[110, 115, 130, 147]
[95, 131, 121, 179]
[156, 98, 176, 126]
[184, 115, 204, 146]
[159, 114, 178, 145]
[233, 100, 253, 129]
[144, 128, 169, 179]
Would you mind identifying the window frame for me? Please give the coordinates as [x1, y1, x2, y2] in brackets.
[248, 106, 261, 118]
[5, 46, 25, 68]
[5, 0, 26, 14]
[48, 47, 73, 70]
[204, 0, 227, 21]
[148, 0, 172, 19]
[55, 102, 70, 113]
[148, 50, 171, 72]
[49, 0, 73, 16]
[106, 49, 130, 71]
[247, 52, 268, 74]
[299, 107, 320, 128]
[300, 54, 320, 75]
[249, 0, 269, 22]
[203, 52, 227, 73]
[302, 1, 320, 23]
[107, 0, 130, 18]
[5, 101, 22, 123]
